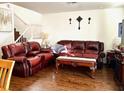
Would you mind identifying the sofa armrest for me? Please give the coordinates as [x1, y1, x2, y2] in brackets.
[99, 52, 105, 58]
[8, 56, 27, 63]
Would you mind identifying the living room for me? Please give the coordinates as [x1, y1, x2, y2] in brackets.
[0, 0, 124, 91]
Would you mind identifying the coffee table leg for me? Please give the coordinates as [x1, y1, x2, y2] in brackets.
[56, 61, 60, 73]
[90, 66, 95, 79]
[91, 69, 95, 79]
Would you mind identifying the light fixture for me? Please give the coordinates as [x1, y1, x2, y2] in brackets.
[66, 2, 78, 7]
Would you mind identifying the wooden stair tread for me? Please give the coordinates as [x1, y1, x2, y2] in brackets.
[14, 28, 27, 42]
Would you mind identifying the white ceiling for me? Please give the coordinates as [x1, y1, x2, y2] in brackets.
[13, 2, 124, 14]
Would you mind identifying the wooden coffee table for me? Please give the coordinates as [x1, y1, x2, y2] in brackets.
[56, 56, 97, 78]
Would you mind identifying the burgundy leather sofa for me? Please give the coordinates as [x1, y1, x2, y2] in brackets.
[1, 41, 54, 77]
[57, 40, 105, 68]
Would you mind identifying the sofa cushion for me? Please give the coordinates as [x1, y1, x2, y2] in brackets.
[59, 52, 75, 57]
[8, 56, 27, 63]
[28, 42, 41, 51]
[87, 46, 98, 50]
[85, 50, 99, 54]
[73, 49, 84, 53]
[9, 43, 26, 56]
[27, 56, 41, 67]
[72, 41, 85, 50]
[70, 52, 83, 57]
[83, 53, 98, 59]
[27, 51, 40, 56]
[37, 53, 53, 62]
[85, 41, 99, 54]
[16, 53, 26, 56]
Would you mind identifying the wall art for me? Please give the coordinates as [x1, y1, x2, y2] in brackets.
[88, 17, 91, 24]
[69, 18, 72, 24]
[0, 7, 12, 32]
[76, 16, 82, 30]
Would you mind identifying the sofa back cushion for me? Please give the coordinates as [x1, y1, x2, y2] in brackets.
[85, 41, 99, 54]
[71, 41, 85, 53]
[1, 45, 12, 58]
[22, 42, 31, 54]
[57, 40, 72, 50]
[72, 41, 85, 49]
[28, 42, 41, 51]
[9, 43, 26, 56]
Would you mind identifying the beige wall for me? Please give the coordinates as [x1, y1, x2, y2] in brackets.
[13, 4, 43, 39]
[42, 7, 124, 51]
[13, 4, 42, 25]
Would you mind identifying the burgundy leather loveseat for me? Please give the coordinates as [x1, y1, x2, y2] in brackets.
[57, 40, 105, 68]
[1, 41, 54, 77]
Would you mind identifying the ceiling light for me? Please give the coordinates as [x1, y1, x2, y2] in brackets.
[66, 2, 78, 7]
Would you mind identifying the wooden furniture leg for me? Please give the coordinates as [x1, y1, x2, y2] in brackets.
[56, 61, 60, 73]
[90, 66, 96, 79]
[91, 69, 95, 79]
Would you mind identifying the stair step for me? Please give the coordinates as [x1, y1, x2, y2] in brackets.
[14, 31, 20, 41]
[14, 28, 27, 43]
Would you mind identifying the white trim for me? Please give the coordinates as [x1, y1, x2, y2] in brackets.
[14, 13, 28, 26]
[57, 56, 96, 61]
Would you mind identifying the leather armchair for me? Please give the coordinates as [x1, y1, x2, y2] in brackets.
[2, 43, 30, 77]
[1, 42, 50, 77]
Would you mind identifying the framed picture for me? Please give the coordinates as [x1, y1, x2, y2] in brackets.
[118, 22, 122, 37]
[0, 8, 12, 32]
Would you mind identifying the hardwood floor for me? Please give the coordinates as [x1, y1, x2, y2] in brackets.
[10, 64, 120, 91]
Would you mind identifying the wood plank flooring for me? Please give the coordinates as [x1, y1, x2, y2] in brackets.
[10, 64, 120, 91]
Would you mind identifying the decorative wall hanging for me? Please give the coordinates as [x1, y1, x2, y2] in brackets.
[0, 8, 12, 32]
[69, 18, 72, 24]
[88, 17, 91, 24]
[76, 16, 82, 30]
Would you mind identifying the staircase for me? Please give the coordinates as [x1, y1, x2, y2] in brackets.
[14, 13, 42, 43]
[14, 28, 27, 42]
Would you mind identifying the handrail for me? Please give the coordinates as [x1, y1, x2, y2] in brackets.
[15, 26, 30, 43]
